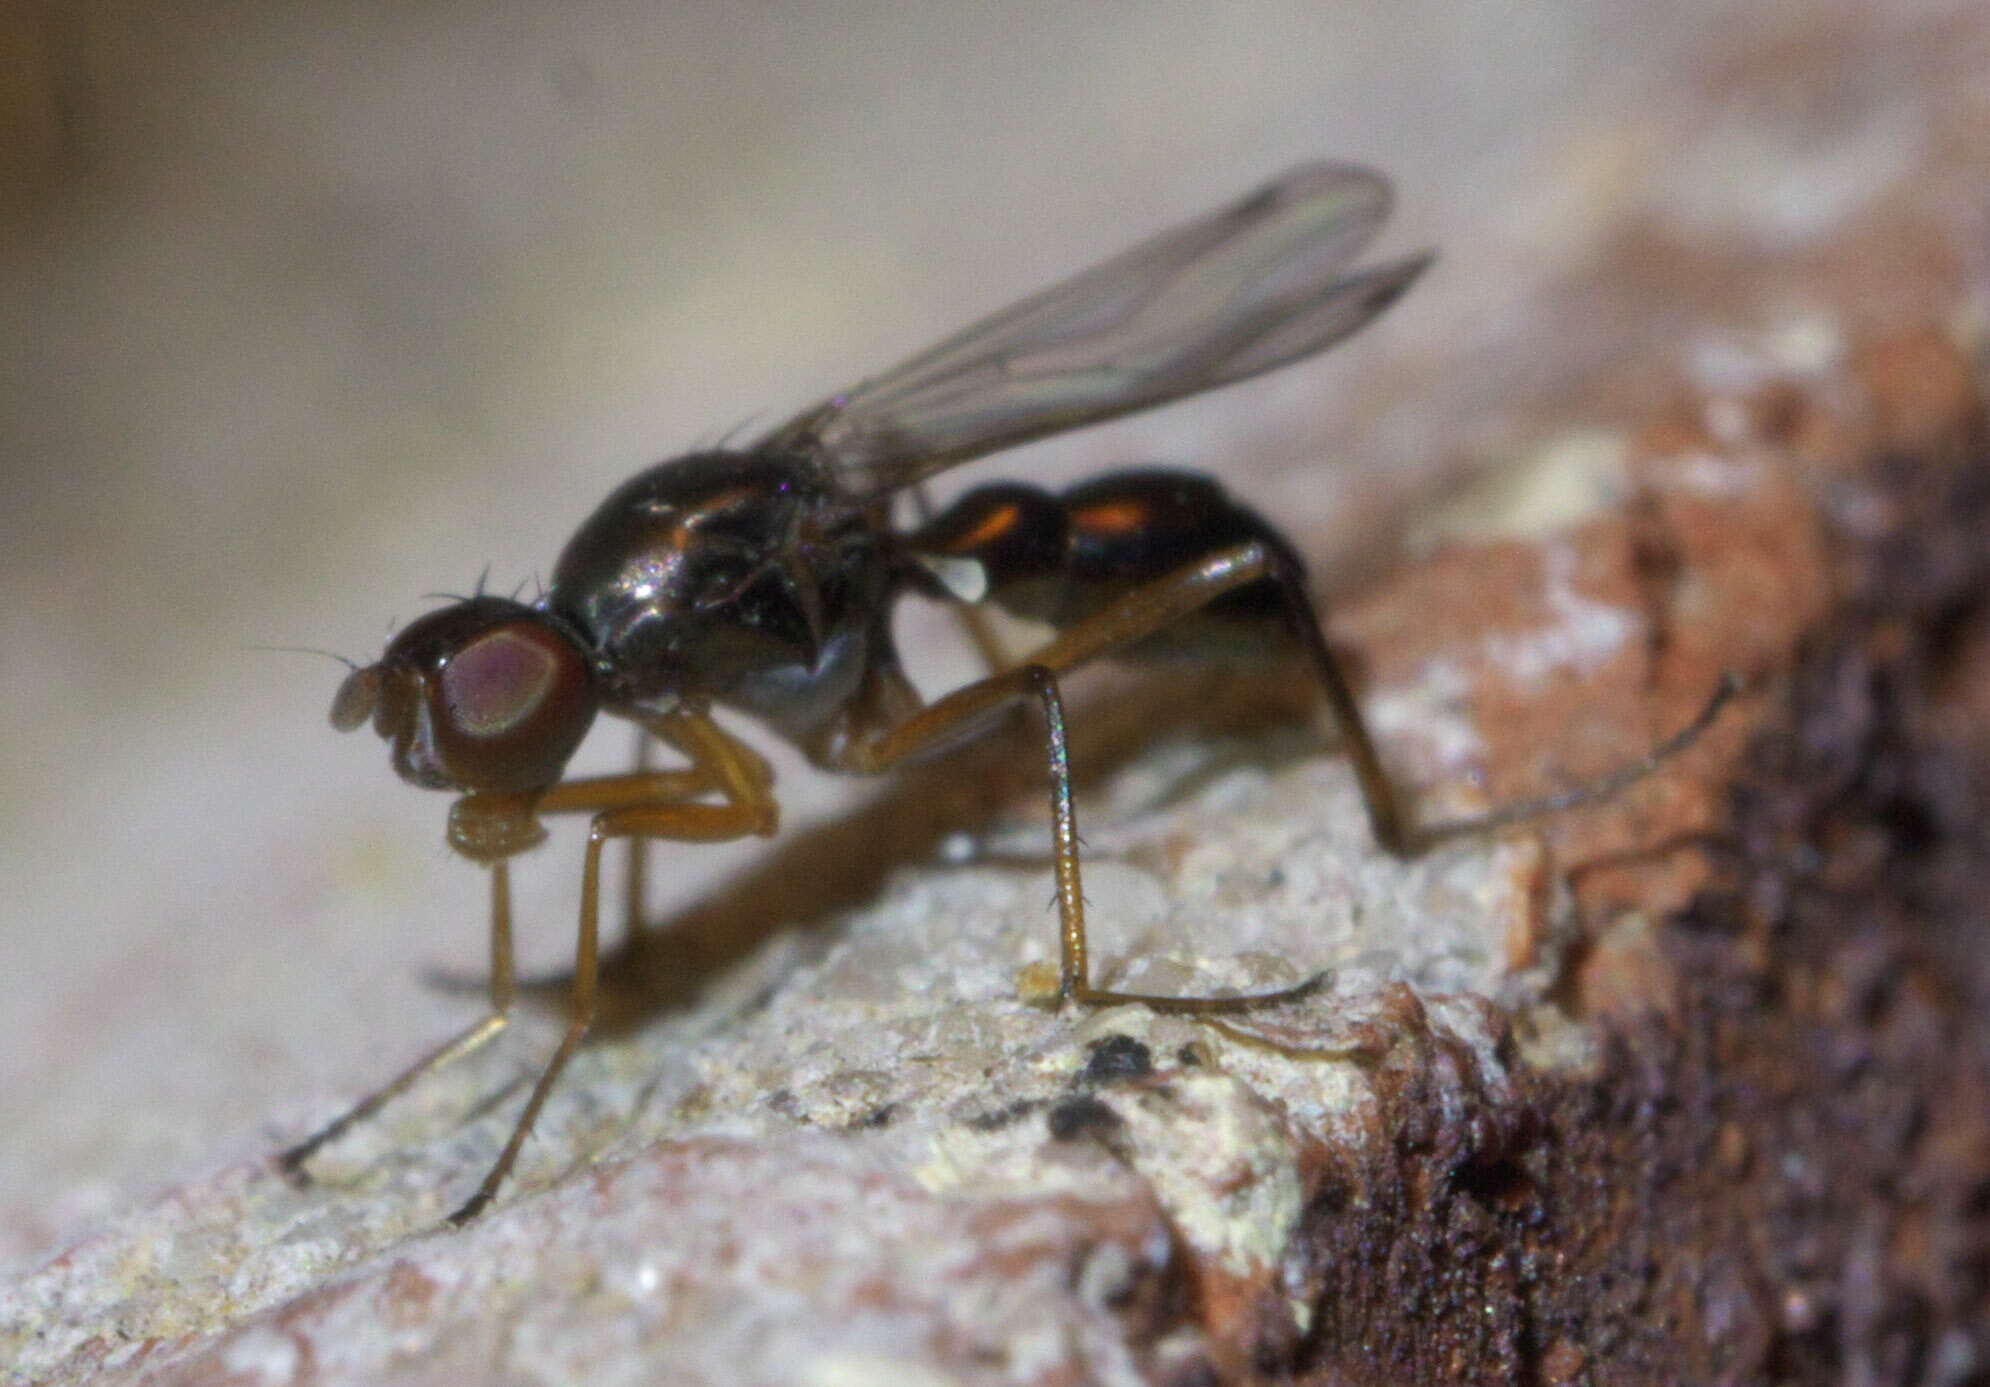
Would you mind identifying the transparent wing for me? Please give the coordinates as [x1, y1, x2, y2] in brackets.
[758, 161, 1431, 498]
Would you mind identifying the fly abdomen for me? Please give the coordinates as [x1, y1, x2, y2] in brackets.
[910, 468, 1307, 659]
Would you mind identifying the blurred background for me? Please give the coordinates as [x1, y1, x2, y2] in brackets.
[1, 0, 1961, 1263]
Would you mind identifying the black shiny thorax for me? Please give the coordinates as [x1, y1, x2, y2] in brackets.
[546, 450, 893, 735]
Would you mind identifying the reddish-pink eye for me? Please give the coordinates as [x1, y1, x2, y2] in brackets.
[357, 596, 596, 793]
[441, 627, 564, 738]
[419, 616, 597, 792]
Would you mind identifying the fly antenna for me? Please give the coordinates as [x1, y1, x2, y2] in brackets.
[250, 643, 361, 671]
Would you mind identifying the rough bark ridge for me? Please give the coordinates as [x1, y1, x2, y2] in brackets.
[1292, 418, 1990, 1385]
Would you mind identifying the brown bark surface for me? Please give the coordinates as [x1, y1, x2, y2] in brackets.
[6, 6, 1990, 1386]
[1298, 375, 1990, 1383]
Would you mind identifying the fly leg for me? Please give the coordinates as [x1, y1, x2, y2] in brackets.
[448, 797, 771, 1223]
[1003, 539, 1733, 857]
[620, 729, 653, 934]
[545, 712, 777, 936]
[446, 708, 776, 1225]
[829, 659, 1322, 1012]
[278, 860, 522, 1183]
[281, 710, 777, 1223]
[828, 538, 1729, 1012]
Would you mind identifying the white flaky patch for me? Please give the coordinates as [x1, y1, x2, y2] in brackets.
[1409, 429, 1631, 550]
[1477, 542, 1637, 690]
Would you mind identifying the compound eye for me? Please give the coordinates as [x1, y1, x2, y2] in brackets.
[429, 620, 597, 791]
